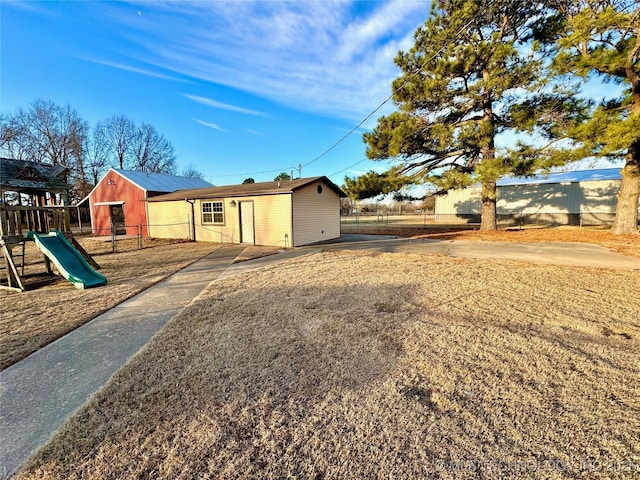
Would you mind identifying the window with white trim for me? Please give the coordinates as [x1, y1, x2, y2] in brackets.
[202, 201, 224, 224]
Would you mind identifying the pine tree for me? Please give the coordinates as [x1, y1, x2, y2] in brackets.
[364, 0, 566, 230]
[542, 0, 639, 234]
[342, 168, 408, 201]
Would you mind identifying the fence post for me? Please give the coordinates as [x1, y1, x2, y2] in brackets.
[138, 224, 142, 249]
[111, 223, 117, 253]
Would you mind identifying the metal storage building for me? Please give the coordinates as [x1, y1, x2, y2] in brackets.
[435, 168, 624, 225]
[146, 176, 346, 247]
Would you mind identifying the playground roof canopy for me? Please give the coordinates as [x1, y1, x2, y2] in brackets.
[0, 158, 69, 193]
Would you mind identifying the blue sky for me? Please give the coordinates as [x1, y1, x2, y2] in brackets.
[1, 0, 429, 186]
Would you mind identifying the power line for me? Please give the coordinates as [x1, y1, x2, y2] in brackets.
[202, 166, 293, 180]
[11, 7, 489, 186]
[299, 11, 482, 170]
[328, 158, 368, 178]
[204, 5, 487, 181]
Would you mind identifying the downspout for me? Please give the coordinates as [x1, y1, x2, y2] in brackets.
[290, 193, 294, 248]
[185, 199, 196, 242]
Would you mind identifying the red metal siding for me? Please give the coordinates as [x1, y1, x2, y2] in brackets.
[88, 172, 149, 236]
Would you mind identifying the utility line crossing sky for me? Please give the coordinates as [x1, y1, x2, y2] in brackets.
[2, 0, 430, 185]
[1, 1, 621, 188]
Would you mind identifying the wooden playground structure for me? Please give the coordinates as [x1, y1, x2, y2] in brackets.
[1, 158, 99, 291]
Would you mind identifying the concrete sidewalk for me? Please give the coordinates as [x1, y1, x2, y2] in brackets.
[1, 235, 638, 477]
[0, 245, 245, 479]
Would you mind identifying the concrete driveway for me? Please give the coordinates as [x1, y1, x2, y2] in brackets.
[313, 234, 640, 269]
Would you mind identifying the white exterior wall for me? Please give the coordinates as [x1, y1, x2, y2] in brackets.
[248, 194, 292, 247]
[193, 194, 293, 246]
[147, 201, 192, 239]
[292, 181, 341, 246]
[435, 179, 620, 224]
[439, 187, 481, 214]
[575, 180, 619, 214]
[147, 181, 342, 246]
[434, 187, 481, 222]
[497, 180, 618, 214]
[193, 198, 238, 244]
[498, 183, 575, 214]
[147, 194, 293, 246]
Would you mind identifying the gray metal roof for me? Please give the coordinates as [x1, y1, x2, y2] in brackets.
[497, 168, 621, 187]
[114, 169, 212, 192]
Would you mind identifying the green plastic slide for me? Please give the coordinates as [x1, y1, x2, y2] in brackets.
[28, 230, 107, 290]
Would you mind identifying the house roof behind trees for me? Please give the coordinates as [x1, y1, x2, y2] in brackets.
[0, 158, 69, 193]
[147, 176, 347, 202]
[113, 169, 212, 193]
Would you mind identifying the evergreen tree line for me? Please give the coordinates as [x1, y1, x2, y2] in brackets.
[0, 99, 200, 202]
[347, 0, 639, 234]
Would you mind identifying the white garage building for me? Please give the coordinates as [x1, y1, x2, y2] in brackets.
[146, 176, 346, 247]
[435, 168, 625, 226]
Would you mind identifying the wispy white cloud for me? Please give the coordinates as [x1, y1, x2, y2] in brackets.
[192, 118, 225, 132]
[4, 0, 59, 16]
[83, 57, 187, 82]
[247, 129, 259, 135]
[183, 94, 266, 117]
[99, 1, 428, 121]
[333, 125, 371, 134]
[348, 164, 389, 176]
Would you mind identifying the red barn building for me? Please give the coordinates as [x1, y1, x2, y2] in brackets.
[84, 169, 211, 236]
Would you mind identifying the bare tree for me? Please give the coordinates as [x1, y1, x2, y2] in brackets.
[131, 122, 176, 174]
[0, 100, 87, 169]
[1, 111, 32, 160]
[99, 115, 136, 169]
[2, 102, 182, 197]
[28, 100, 87, 168]
[181, 163, 204, 179]
[83, 125, 110, 185]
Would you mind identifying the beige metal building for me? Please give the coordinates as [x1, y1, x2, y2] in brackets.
[146, 177, 346, 247]
[435, 168, 623, 225]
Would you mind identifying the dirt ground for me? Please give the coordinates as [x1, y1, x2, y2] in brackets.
[16, 250, 640, 479]
[341, 223, 640, 259]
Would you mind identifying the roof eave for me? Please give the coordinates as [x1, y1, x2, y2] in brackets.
[147, 190, 294, 202]
[293, 176, 346, 198]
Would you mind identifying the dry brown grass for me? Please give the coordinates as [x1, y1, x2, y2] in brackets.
[232, 245, 283, 263]
[0, 238, 218, 370]
[342, 223, 640, 259]
[17, 251, 640, 479]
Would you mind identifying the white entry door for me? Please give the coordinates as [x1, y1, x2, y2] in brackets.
[239, 201, 255, 244]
